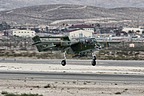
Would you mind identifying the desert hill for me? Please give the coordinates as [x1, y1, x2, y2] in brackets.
[0, 4, 144, 26]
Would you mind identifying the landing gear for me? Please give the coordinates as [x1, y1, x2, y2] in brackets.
[91, 53, 96, 66]
[91, 59, 96, 66]
[61, 60, 66, 66]
[61, 51, 67, 66]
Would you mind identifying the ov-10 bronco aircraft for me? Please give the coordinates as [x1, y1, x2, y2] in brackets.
[32, 35, 101, 66]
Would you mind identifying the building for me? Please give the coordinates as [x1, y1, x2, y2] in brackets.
[67, 29, 93, 40]
[68, 24, 95, 33]
[11, 29, 36, 37]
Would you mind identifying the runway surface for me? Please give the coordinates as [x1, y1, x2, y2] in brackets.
[0, 58, 144, 96]
[0, 58, 144, 84]
[1, 58, 144, 67]
[0, 71, 144, 83]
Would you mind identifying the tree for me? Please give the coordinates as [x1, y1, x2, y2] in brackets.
[0, 22, 10, 30]
[95, 23, 100, 28]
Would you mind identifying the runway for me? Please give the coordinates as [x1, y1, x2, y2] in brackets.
[0, 71, 144, 84]
[1, 58, 144, 67]
[0, 58, 144, 95]
[0, 58, 144, 83]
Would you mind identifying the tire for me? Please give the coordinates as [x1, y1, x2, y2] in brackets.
[61, 60, 66, 66]
[91, 59, 96, 66]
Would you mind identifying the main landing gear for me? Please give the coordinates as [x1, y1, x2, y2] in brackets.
[61, 51, 66, 66]
[61, 51, 97, 66]
[91, 53, 96, 66]
[61, 59, 66, 66]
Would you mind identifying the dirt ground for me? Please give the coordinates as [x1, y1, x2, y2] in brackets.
[0, 79, 144, 96]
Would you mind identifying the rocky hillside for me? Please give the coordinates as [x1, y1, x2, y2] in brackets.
[0, 4, 144, 26]
[0, 0, 144, 11]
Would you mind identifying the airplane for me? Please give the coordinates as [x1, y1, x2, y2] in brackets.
[32, 35, 101, 66]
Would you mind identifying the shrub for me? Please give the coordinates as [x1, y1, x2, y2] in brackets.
[1, 91, 43, 96]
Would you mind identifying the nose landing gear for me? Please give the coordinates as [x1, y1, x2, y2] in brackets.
[91, 53, 96, 66]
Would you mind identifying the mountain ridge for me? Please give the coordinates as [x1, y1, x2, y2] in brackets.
[0, 0, 144, 11]
[0, 4, 144, 26]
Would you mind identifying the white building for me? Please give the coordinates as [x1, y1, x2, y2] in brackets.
[68, 24, 95, 33]
[11, 29, 36, 37]
[68, 29, 93, 40]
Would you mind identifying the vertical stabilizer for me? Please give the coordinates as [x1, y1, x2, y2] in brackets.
[32, 36, 43, 52]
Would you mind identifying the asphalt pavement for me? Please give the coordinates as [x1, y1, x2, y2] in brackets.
[0, 58, 144, 84]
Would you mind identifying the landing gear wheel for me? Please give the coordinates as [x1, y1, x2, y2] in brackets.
[61, 60, 66, 66]
[91, 59, 96, 66]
